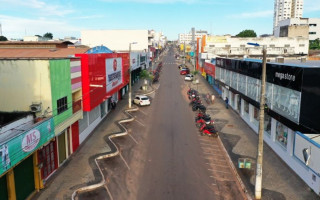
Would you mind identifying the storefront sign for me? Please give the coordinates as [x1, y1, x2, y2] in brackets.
[204, 62, 215, 77]
[0, 118, 54, 176]
[22, 129, 40, 152]
[106, 58, 123, 92]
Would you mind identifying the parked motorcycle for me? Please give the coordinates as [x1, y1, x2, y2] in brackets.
[199, 124, 218, 137]
[192, 104, 206, 113]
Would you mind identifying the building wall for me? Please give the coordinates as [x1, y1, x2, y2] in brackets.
[81, 30, 148, 51]
[0, 60, 52, 113]
[309, 18, 320, 41]
[203, 35, 309, 57]
[49, 59, 72, 126]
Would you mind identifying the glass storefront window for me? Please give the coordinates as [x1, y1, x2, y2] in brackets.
[244, 101, 249, 119]
[253, 107, 259, 126]
[264, 114, 271, 135]
[276, 121, 288, 148]
[225, 70, 230, 85]
[239, 74, 246, 95]
[231, 72, 237, 89]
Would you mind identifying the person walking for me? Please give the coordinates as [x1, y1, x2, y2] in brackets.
[225, 97, 229, 109]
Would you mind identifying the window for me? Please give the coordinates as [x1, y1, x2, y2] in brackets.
[209, 45, 215, 47]
[309, 32, 316, 35]
[284, 44, 290, 47]
[240, 45, 245, 48]
[299, 44, 305, 47]
[57, 96, 68, 114]
[276, 121, 288, 148]
[264, 114, 271, 135]
[270, 44, 275, 48]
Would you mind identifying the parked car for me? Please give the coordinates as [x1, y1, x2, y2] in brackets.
[133, 95, 151, 106]
[185, 74, 194, 81]
[178, 64, 186, 70]
[180, 68, 190, 75]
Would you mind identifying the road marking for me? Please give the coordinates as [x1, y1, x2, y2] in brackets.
[128, 133, 139, 144]
[206, 163, 229, 167]
[139, 109, 147, 115]
[203, 157, 227, 162]
[208, 169, 231, 174]
[119, 153, 131, 170]
[203, 152, 225, 157]
[135, 119, 145, 127]
[201, 147, 221, 151]
[200, 143, 219, 147]
[104, 184, 114, 200]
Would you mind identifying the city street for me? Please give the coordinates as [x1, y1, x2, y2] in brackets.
[77, 46, 246, 200]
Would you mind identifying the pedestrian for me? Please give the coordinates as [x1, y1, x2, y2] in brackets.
[211, 94, 215, 104]
[111, 97, 116, 109]
[225, 97, 229, 109]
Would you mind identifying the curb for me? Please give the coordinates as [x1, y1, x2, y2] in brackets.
[217, 136, 252, 200]
[71, 86, 158, 199]
[71, 106, 138, 200]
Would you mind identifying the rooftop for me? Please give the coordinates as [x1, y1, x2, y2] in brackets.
[0, 48, 89, 59]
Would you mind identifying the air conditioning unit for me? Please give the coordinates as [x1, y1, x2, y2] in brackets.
[30, 103, 42, 112]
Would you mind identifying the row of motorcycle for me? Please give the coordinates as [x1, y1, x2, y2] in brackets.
[187, 88, 218, 137]
[153, 62, 162, 83]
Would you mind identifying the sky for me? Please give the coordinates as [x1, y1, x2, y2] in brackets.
[0, 0, 320, 40]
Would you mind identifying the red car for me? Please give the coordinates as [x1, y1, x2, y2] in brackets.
[180, 68, 190, 75]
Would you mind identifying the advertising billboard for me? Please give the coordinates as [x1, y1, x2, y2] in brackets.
[106, 58, 123, 92]
[0, 118, 54, 176]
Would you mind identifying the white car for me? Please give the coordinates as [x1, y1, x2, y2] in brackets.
[133, 95, 151, 106]
[184, 74, 194, 81]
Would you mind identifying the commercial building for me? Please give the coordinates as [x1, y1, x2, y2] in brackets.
[309, 18, 320, 41]
[207, 57, 320, 195]
[81, 29, 149, 51]
[198, 35, 309, 62]
[178, 30, 207, 45]
[0, 47, 87, 199]
[273, 0, 304, 34]
[274, 17, 320, 41]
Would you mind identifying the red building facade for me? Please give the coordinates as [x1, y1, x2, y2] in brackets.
[76, 53, 129, 111]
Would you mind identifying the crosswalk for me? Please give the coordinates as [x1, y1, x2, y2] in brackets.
[163, 62, 177, 65]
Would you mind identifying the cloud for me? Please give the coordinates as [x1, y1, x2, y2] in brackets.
[0, 15, 81, 38]
[0, 0, 74, 16]
[229, 10, 273, 19]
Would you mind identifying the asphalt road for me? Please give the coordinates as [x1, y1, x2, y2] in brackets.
[78, 46, 245, 200]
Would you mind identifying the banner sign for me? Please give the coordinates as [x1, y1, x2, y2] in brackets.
[204, 62, 215, 77]
[0, 118, 54, 175]
[106, 58, 123, 92]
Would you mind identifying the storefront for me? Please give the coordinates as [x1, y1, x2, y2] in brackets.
[37, 140, 57, 181]
[215, 57, 320, 194]
[0, 118, 55, 200]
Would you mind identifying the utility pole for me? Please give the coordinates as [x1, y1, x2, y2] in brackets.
[255, 46, 267, 199]
[128, 42, 137, 108]
[184, 41, 186, 65]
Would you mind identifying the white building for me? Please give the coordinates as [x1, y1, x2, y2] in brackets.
[274, 18, 320, 41]
[81, 30, 149, 51]
[178, 30, 207, 44]
[273, 0, 304, 34]
[309, 18, 320, 41]
[200, 35, 309, 60]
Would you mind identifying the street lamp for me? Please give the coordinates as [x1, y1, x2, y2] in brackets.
[129, 42, 137, 108]
[247, 42, 267, 200]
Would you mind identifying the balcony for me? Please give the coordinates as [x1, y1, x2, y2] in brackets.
[73, 99, 82, 114]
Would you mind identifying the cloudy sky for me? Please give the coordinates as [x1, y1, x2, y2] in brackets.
[0, 0, 319, 40]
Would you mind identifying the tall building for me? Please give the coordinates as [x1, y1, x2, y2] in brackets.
[273, 0, 304, 34]
[178, 30, 207, 44]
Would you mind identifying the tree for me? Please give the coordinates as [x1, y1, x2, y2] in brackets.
[236, 30, 257, 37]
[0, 36, 8, 41]
[309, 39, 320, 50]
[43, 32, 53, 39]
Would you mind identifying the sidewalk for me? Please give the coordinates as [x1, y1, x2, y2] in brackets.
[188, 66, 319, 199]
[33, 80, 152, 200]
